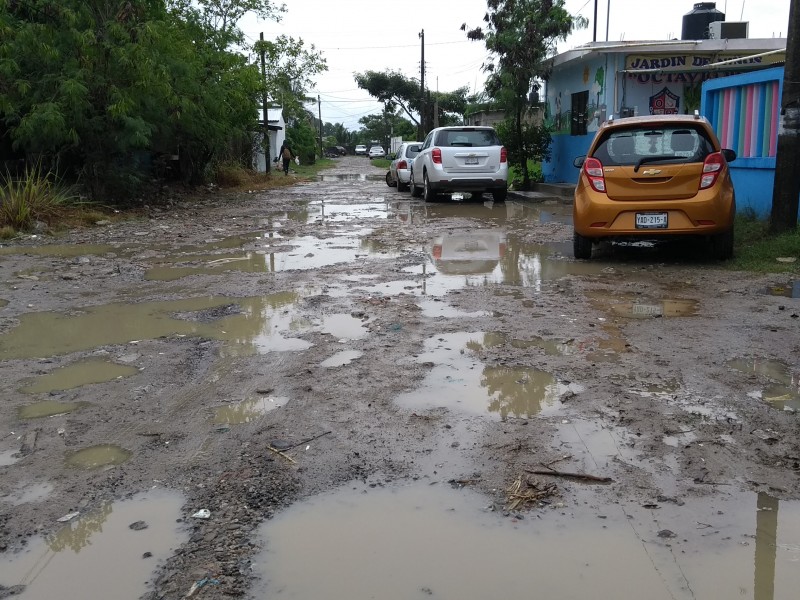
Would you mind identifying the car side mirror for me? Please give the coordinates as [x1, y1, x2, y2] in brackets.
[573, 156, 586, 168]
[722, 149, 736, 163]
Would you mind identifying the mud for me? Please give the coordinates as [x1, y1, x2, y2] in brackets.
[1, 156, 799, 599]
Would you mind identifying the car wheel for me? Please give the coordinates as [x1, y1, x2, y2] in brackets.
[385, 171, 396, 187]
[410, 171, 422, 197]
[493, 188, 507, 202]
[423, 172, 436, 203]
[573, 231, 593, 259]
[710, 227, 734, 260]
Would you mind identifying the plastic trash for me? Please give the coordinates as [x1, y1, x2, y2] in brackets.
[57, 512, 80, 522]
[191, 509, 211, 519]
[294, 157, 300, 166]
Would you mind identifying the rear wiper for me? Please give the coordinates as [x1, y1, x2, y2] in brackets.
[634, 155, 678, 172]
[451, 143, 473, 147]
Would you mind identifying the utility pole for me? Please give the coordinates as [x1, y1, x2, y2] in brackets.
[317, 94, 323, 158]
[259, 33, 270, 174]
[593, 0, 598, 42]
[419, 29, 425, 139]
[770, 0, 800, 233]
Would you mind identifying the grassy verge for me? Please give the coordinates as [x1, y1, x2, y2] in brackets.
[369, 158, 391, 169]
[729, 215, 800, 273]
[508, 161, 543, 190]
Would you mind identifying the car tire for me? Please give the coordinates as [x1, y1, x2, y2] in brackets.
[573, 231, 593, 259]
[410, 171, 422, 197]
[493, 188, 507, 202]
[423, 172, 436, 203]
[710, 227, 734, 260]
[385, 171, 396, 187]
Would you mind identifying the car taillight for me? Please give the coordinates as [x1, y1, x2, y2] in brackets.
[500, 147, 507, 163]
[700, 152, 724, 189]
[397, 160, 407, 169]
[432, 148, 442, 164]
[583, 157, 606, 193]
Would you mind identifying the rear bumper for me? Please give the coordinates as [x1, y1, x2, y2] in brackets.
[573, 179, 735, 238]
[427, 176, 507, 193]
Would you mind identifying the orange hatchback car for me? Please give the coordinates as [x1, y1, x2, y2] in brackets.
[572, 114, 736, 260]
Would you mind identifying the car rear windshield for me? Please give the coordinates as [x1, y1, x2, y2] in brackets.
[591, 126, 715, 167]
[435, 129, 500, 147]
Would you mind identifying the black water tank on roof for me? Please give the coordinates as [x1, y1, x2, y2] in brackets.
[682, 2, 725, 40]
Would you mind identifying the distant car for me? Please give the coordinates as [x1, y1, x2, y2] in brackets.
[324, 146, 346, 158]
[368, 146, 386, 159]
[572, 113, 736, 260]
[354, 144, 368, 155]
[387, 142, 422, 192]
[409, 126, 508, 202]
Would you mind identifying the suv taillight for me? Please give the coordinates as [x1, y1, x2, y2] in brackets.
[432, 148, 442, 164]
[500, 147, 507, 163]
[397, 160, 407, 169]
[583, 158, 606, 193]
[700, 152, 724, 189]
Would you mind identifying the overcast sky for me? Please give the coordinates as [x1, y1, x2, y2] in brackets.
[240, 0, 791, 130]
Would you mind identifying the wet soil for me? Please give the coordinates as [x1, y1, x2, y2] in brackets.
[1, 156, 799, 599]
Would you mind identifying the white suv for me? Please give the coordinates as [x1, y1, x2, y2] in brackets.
[354, 144, 367, 155]
[409, 126, 508, 202]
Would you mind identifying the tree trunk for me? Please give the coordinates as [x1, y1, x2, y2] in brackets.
[517, 103, 529, 190]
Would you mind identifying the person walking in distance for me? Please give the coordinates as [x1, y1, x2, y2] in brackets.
[277, 141, 295, 176]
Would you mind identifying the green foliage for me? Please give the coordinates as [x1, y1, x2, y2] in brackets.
[0, 0, 324, 202]
[286, 116, 318, 166]
[0, 163, 75, 230]
[496, 118, 551, 189]
[728, 214, 800, 273]
[464, 0, 586, 187]
[370, 158, 391, 169]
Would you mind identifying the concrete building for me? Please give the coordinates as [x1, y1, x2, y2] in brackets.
[254, 107, 286, 172]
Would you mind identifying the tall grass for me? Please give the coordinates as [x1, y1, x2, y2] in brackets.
[729, 214, 800, 273]
[0, 163, 75, 230]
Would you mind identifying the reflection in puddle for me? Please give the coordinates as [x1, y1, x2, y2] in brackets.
[252, 482, 800, 600]
[320, 350, 363, 368]
[317, 174, 385, 182]
[0, 292, 313, 359]
[387, 199, 573, 227]
[508, 335, 576, 356]
[65, 444, 132, 469]
[20, 359, 139, 393]
[214, 396, 289, 424]
[287, 201, 388, 224]
[729, 358, 800, 411]
[765, 281, 800, 298]
[18, 400, 84, 419]
[0, 489, 185, 599]
[395, 332, 572, 418]
[592, 293, 699, 319]
[318, 313, 368, 340]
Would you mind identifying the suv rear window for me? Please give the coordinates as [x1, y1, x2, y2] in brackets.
[591, 126, 715, 167]
[435, 129, 500, 147]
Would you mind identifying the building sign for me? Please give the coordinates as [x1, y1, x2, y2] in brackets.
[624, 52, 785, 84]
[625, 52, 785, 71]
[649, 87, 679, 114]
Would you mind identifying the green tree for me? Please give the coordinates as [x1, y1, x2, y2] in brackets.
[464, 0, 587, 189]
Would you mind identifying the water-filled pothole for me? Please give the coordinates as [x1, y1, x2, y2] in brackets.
[728, 358, 800, 411]
[0, 489, 186, 598]
[395, 332, 574, 419]
[213, 396, 289, 424]
[65, 444, 132, 469]
[18, 400, 85, 420]
[251, 481, 800, 600]
[320, 350, 363, 368]
[591, 292, 699, 318]
[19, 359, 139, 393]
[764, 281, 800, 298]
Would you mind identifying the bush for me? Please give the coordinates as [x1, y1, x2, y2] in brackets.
[0, 163, 76, 230]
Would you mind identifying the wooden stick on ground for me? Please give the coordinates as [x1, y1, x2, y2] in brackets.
[527, 466, 613, 483]
[267, 445, 297, 464]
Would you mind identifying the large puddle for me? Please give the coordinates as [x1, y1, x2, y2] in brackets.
[765, 281, 800, 298]
[395, 332, 576, 419]
[19, 358, 139, 393]
[0, 488, 186, 599]
[251, 481, 800, 600]
[65, 444, 132, 469]
[213, 395, 289, 424]
[0, 292, 315, 359]
[729, 358, 800, 411]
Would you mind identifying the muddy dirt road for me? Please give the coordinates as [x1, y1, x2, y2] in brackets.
[1, 157, 799, 599]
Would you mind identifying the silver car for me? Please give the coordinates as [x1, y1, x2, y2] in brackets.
[409, 126, 508, 202]
[368, 146, 386, 159]
[388, 142, 422, 192]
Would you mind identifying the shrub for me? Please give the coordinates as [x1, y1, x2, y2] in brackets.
[0, 164, 76, 230]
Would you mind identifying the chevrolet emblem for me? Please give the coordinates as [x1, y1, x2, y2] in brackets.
[642, 169, 662, 175]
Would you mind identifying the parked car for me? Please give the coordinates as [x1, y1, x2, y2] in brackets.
[368, 146, 386, 159]
[354, 144, 368, 155]
[387, 142, 422, 191]
[572, 113, 736, 260]
[409, 126, 508, 202]
[324, 146, 346, 157]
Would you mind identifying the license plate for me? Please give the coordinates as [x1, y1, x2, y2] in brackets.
[465, 157, 479, 165]
[635, 213, 668, 229]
